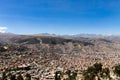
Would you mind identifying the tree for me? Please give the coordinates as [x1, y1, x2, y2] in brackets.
[10, 74, 16, 80]
[66, 70, 77, 80]
[93, 62, 102, 74]
[100, 67, 111, 79]
[25, 73, 31, 80]
[55, 71, 62, 80]
[113, 64, 120, 77]
[83, 66, 96, 80]
[82, 63, 103, 80]
[2, 71, 7, 80]
[16, 74, 24, 80]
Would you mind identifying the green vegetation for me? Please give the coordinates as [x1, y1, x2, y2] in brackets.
[83, 63, 102, 80]
[16, 74, 24, 80]
[2, 71, 7, 80]
[66, 70, 77, 80]
[113, 64, 120, 77]
[83, 63, 112, 80]
[10, 74, 16, 80]
[100, 67, 111, 79]
[55, 71, 62, 80]
[25, 73, 31, 80]
[1, 63, 120, 80]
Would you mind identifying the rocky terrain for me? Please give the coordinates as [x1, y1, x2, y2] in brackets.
[0, 33, 120, 80]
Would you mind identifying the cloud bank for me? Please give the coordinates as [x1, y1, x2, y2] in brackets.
[0, 27, 8, 33]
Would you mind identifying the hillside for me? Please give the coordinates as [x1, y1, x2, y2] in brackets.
[0, 33, 120, 79]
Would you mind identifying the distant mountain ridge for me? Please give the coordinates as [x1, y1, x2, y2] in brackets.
[1, 33, 120, 42]
[69, 34, 120, 42]
[0, 33, 17, 43]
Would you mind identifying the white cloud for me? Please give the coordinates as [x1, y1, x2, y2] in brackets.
[0, 27, 8, 33]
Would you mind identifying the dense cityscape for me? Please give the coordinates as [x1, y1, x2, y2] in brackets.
[0, 34, 120, 80]
[1, 0, 120, 80]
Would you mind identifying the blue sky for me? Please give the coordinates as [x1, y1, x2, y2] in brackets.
[0, 0, 120, 35]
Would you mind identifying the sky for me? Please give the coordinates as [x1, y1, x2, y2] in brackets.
[0, 0, 120, 35]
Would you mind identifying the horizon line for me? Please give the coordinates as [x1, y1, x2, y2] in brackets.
[2, 32, 120, 36]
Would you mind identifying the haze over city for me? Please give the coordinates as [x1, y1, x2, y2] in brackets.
[0, 0, 120, 35]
